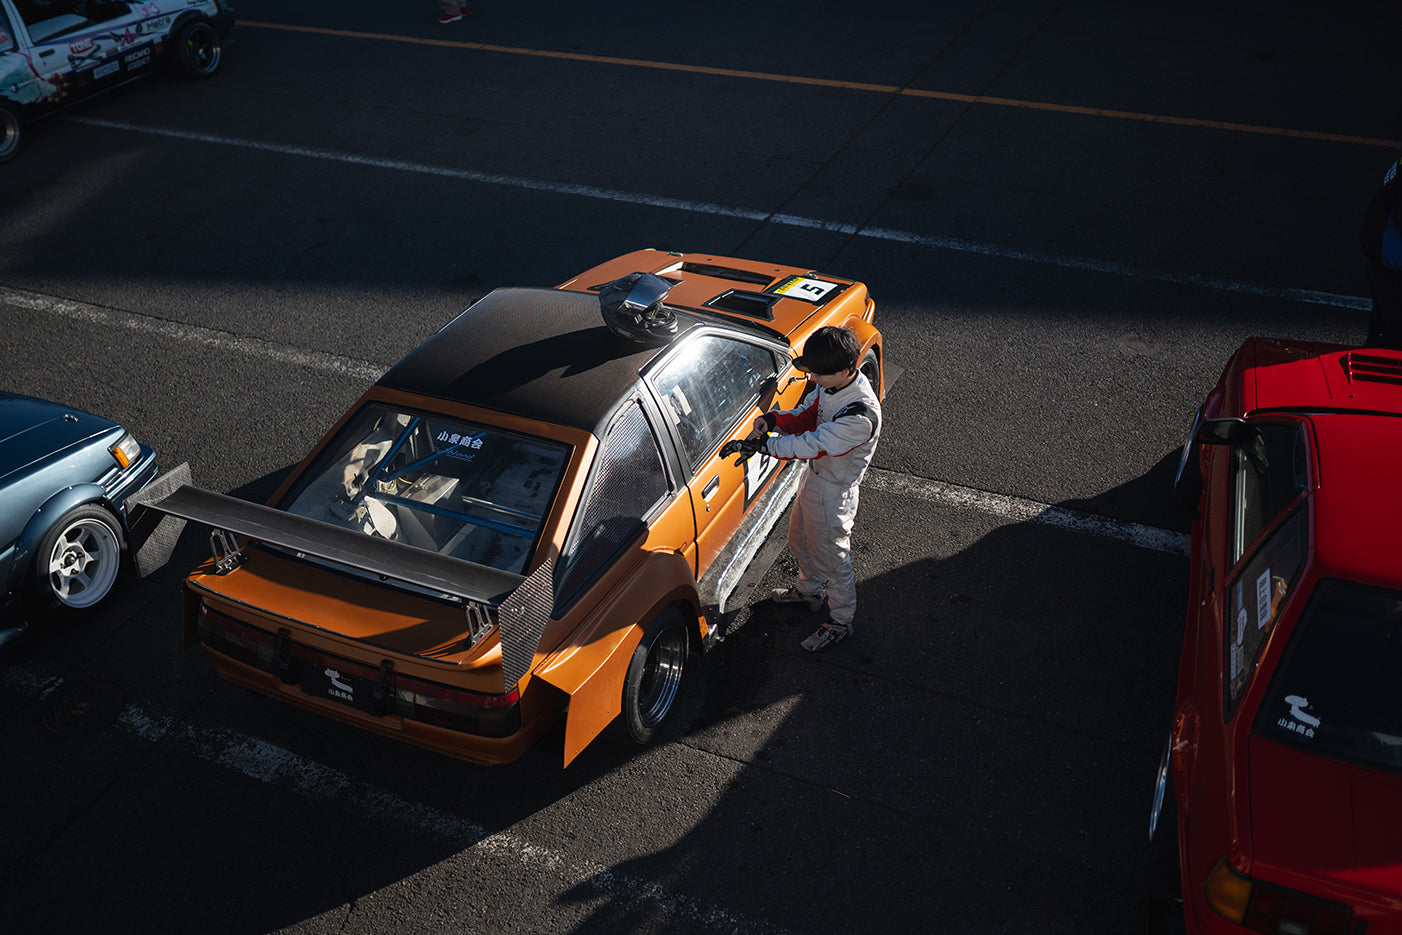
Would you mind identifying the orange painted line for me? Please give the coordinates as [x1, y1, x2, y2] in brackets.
[242, 20, 1402, 150]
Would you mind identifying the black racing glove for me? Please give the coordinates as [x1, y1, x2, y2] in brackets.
[720, 437, 763, 465]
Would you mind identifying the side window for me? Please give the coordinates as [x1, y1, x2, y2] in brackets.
[1230, 421, 1307, 565]
[556, 401, 670, 603]
[15, 0, 127, 42]
[1225, 507, 1307, 719]
[0, 4, 15, 52]
[650, 334, 779, 467]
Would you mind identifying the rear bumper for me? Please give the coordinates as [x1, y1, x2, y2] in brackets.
[190, 594, 561, 766]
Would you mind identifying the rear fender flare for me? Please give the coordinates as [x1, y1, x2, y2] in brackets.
[7, 484, 113, 596]
[535, 550, 699, 765]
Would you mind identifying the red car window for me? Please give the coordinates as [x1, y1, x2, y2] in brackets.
[1230, 421, 1309, 566]
[1254, 578, 1402, 774]
[1225, 507, 1308, 718]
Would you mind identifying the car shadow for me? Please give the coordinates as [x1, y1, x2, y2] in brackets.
[1, 456, 1188, 934]
[528, 455, 1191, 933]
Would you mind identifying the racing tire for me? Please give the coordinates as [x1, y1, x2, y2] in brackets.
[0, 100, 22, 164]
[25, 504, 127, 621]
[860, 348, 881, 398]
[618, 608, 688, 745]
[172, 20, 222, 79]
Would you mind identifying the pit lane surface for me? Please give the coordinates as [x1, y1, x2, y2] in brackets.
[1, 2, 1397, 932]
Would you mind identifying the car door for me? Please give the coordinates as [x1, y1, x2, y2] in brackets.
[1179, 418, 1311, 895]
[646, 331, 792, 579]
[12, 0, 147, 106]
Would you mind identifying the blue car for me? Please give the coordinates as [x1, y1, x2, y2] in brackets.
[0, 393, 158, 652]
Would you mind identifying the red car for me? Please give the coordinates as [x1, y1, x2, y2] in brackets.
[1152, 337, 1402, 934]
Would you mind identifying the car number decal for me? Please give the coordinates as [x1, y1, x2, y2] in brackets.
[742, 450, 779, 506]
[770, 276, 840, 303]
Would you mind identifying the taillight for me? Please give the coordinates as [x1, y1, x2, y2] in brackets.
[396, 675, 519, 710]
[1204, 858, 1354, 935]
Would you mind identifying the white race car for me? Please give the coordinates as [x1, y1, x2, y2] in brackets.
[0, 0, 235, 162]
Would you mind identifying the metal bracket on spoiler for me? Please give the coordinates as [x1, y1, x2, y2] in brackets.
[124, 464, 555, 688]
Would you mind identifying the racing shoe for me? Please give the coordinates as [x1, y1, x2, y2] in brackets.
[801, 620, 852, 653]
[771, 585, 824, 612]
[436, 10, 468, 23]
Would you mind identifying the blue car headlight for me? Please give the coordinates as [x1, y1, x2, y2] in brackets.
[110, 432, 142, 469]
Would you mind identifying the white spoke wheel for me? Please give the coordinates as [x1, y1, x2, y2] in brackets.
[30, 506, 125, 616]
[619, 609, 688, 745]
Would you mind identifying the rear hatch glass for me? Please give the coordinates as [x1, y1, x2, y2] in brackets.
[1254, 578, 1402, 774]
[283, 403, 568, 575]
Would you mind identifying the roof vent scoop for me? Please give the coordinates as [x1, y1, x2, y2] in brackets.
[598, 272, 678, 343]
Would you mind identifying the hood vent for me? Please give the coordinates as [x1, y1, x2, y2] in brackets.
[1344, 352, 1402, 386]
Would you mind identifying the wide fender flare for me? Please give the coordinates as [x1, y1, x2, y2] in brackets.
[535, 549, 699, 766]
[839, 318, 883, 395]
[6, 484, 114, 596]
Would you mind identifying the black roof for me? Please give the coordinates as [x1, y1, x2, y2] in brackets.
[378, 288, 692, 433]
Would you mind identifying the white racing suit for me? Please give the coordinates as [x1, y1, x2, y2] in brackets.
[761, 372, 881, 628]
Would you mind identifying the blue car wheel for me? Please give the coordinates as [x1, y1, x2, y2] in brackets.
[29, 505, 126, 617]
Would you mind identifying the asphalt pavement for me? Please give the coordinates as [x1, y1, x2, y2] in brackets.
[1, 1, 1398, 933]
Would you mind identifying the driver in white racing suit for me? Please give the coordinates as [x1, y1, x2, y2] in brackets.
[726, 326, 881, 652]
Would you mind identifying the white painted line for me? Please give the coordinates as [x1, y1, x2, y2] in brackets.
[1, 285, 1188, 555]
[2, 661, 788, 935]
[0, 284, 387, 382]
[864, 467, 1189, 556]
[65, 116, 1369, 312]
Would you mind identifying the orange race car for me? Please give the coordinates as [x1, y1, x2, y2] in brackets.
[129, 250, 883, 766]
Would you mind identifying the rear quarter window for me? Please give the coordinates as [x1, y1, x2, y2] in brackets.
[1225, 507, 1308, 719]
[555, 401, 670, 606]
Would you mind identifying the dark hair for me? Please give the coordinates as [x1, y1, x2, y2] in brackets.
[795, 326, 860, 375]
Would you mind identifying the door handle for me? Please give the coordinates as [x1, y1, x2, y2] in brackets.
[702, 475, 719, 500]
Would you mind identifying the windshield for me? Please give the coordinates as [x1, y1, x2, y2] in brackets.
[1254, 578, 1402, 775]
[284, 404, 569, 575]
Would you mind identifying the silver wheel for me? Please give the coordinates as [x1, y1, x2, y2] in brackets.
[1149, 735, 1171, 843]
[47, 517, 122, 609]
[620, 609, 688, 744]
[30, 506, 126, 616]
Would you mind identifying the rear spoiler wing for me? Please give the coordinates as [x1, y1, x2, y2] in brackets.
[124, 464, 556, 688]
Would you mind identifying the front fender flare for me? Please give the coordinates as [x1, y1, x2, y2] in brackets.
[7, 484, 111, 597]
[535, 550, 699, 766]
